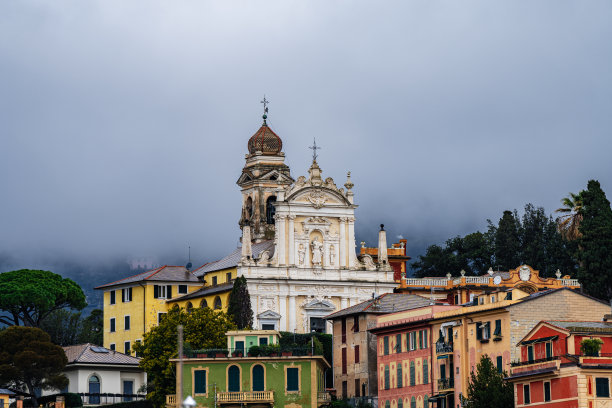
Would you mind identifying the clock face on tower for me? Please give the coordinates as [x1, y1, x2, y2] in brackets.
[519, 266, 531, 282]
[493, 275, 502, 285]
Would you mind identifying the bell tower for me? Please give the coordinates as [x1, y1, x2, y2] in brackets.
[237, 99, 293, 242]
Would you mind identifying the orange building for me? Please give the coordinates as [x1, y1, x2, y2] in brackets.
[397, 265, 581, 305]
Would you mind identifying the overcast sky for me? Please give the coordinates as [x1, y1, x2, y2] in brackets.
[1, 1, 611, 275]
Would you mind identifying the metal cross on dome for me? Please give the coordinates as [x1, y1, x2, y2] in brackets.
[260, 95, 269, 115]
[309, 138, 321, 162]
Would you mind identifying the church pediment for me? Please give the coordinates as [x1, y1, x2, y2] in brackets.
[303, 298, 336, 312]
[257, 310, 281, 319]
[260, 169, 292, 183]
[287, 186, 351, 208]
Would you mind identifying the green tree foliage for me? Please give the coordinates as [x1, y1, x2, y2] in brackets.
[0, 326, 68, 407]
[39, 309, 104, 347]
[576, 180, 612, 300]
[132, 305, 236, 407]
[0, 269, 87, 327]
[78, 309, 103, 345]
[413, 204, 576, 278]
[227, 276, 253, 329]
[464, 355, 513, 408]
[556, 192, 584, 240]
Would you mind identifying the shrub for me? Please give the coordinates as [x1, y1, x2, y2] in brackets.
[248, 345, 261, 356]
[581, 338, 604, 356]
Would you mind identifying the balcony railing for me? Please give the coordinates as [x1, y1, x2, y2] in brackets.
[318, 392, 332, 403]
[216, 391, 274, 403]
[436, 341, 453, 354]
[79, 393, 146, 406]
[166, 395, 176, 407]
[437, 378, 454, 391]
[184, 346, 319, 359]
[510, 356, 559, 367]
[403, 278, 449, 287]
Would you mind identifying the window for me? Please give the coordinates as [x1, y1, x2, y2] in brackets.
[410, 397, 416, 408]
[524, 384, 531, 404]
[158, 312, 166, 323]
[384, 366, 390, 390]
[262, 324, 275, 330]
[494, 320, 502, 337]
[110, 343, 115, 351]
[212, 276, 218, 286]
[491, 295, 496, 303]
[423, 359, 429, 384]
[355, 379, 360, 397]
[596, 378, 610, 398]
[123, 380, 134, 401]
[353, 315, 359, 332]
[228, 365, 240, 392]
[454, 294, 459, 304]
[124, 315, 130, 331]
[153, 285, 170, 299]
[544, 381, 551, 402]
[194, 370, 207, 394]
[354, 345, 360, 363]
[259, 337, 268, 346]
[134, 340, 142, 357]
[341, 318, 346, 343]
[398, 398, 403, 408]
[122, 287, 132, 302]
[200, 299, 208, 308]
[546, 342, 552, 358]
[178, 285, 188, 294]
[496, 356, 503, 373]
[226, 272, 232, 283]
[396, 334, 402, 353]
[110, 318, 116, 332]
[310, 317, 326, 333]
[286, 367, 299, 392]
[397, 363, 403, 388]
[424, 395, 428, 406]
[527, 346, 534, 363]
[124, 341, 130, 355]
[410, 332, 417, 350]
[423, 330, 428, 348]
[418, 331, 423, 349]
[186, 302, 193, 314]
[252, 365, 264, 391]
[342, 348, 347, 374]
[384, 336, 389, 355]
[110, 290, 116, 305]
[385, 401, 390, 408]
[481, 322, 490, 340]
[89, 375, 100, 404]
[409, 361, 415, 386]
[266, 196, 276, 224]
[342, 381, 347, 399]
[214, 296, 222, 309]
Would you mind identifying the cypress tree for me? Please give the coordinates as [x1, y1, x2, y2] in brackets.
[576, 180, 612, 301]
[227, 276, 254, 329]
[494, 210, 521, 270]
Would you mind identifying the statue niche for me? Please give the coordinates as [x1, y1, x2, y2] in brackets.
[309, 230, 324, 267]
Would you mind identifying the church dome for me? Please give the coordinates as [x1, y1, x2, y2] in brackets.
[248, 124, 282, 155]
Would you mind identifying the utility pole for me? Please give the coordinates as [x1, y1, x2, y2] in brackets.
[177, 325, 183, 408]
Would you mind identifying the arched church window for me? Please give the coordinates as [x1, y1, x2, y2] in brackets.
[266, 196, 276, 224]
[245, 197, 253, 220]
[214, 296, 222, 310]
[200, 299, 208, 309]
[186, 302, 193, 313]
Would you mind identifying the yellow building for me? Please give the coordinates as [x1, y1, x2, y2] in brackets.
[95, 265, 203, 353]
[427, 287, 610, 408]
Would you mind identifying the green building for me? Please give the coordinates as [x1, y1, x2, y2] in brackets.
[170, 331, 331, 408]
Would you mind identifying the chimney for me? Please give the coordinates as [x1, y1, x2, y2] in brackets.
[241, 225, 253, 261]
[378, 224, 388, 265]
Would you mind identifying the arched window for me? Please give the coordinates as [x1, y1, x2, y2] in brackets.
[266, 196, 276, 224]
[385, 401, 390, 408]
[252, 365, 265, 391]
[424, 395, 428, 406]
[200, 299, 208, 309]
[410, 397, 416, 408]
[398, 399, 403, 408]
[228, 365, 240, 392]
[245, 197, 253, 220]
[89, 375, 100, 404]
[214, 296, 222, 310]
[186, 302, 193, 313]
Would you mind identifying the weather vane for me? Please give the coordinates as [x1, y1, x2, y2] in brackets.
[309, 138, 321, 162]
[260, 95, 269, 123]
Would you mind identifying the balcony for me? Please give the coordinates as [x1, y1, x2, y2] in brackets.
[437, 378, 454, 391]
[184, 346, 320, 359]
[216, 391, 274, 404]
[435, 341, 453, 354]
[165, 395, 176, 408]
[318, 392, 332, 403]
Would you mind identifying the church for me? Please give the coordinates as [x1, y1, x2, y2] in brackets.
[96, 105, 404, 351]
[192, 108, 399, 333]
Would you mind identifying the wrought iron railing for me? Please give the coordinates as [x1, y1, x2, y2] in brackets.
[185, 346, 318, 358]
[79, 393, 146, 405]
[510, 356, 559, 367]
[435, 341, 453, 354]
[216, 391, 274, 403]
[437, 378, 454, 390]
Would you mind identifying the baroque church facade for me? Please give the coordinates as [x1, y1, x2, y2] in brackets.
[197, 113, 398, 333]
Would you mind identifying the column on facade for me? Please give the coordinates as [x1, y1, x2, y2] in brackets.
[339, 217, 347, 268]
[288, 293, 296, 332]
[347, 217, 357, 268]
[288, 215, 295, 265]
[279, 294, 287, 331]
[341, 297, 348, 310]
[277, 215, 286, 265]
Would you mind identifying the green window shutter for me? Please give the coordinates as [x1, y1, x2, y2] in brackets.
[194, 370, 206, 394]
[524, 385, 530, 404]
[287, 368, 299, 392]
[409, 362, 415, 386]
[384, 337, 389, 355]
[153, 285, 159, 298]
[384, 366, 390, 390]
[423, 330, 428, 348]
[397, 364, 402, 388]
[546, 342, 552, 358]
[423, 359, 428, 384]
[596, 378, 610, 398]
[396, 334, 402, 353]
[418, 331, 423, 349]
[411, 397, 416, 408]
[228, 365, 240, 392]
[476, 323, 482, 340]
[252, 365, 264, 391]
[494, 320, 502, 336]
[398, 399, 403, 408]
[496, 356, 503, 373]
[167, 285, 172, 299]
[544, 382, 551, 402]
[527, 346, 534, 362]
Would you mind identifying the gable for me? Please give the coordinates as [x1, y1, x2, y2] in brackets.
[287, 187, 350, 208]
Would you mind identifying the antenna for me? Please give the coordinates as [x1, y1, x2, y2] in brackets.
[186, 245, 192, 271]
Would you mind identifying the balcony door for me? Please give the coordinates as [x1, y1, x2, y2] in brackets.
[228, 365, 240, 392]
[252, 365, 264, 391]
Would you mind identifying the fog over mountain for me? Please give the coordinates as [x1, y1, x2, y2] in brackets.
[1, 1, 611, 307]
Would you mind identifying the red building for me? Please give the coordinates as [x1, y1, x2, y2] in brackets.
[508, 320, 612, 407]
[370, 305, 458, 408]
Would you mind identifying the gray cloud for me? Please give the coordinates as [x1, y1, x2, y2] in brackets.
[1, 1, 611, 274]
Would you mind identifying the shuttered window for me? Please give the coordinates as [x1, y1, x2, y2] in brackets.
[398, 399, 403, 408]
[383, 337, 389, 355]
[342, 348, 347, 374]
[228, 365, 240, 392]
[286, 367, 299, 392]
[494, 319, 502, 337]
[409, 361, 415, 386]
[354, 345, 360, 364]
[410, 397, 416, 408]
[396, 334, 402, 353]
[423, 359, 429, 384]
[110, 318, 116, 332]
[544, 382, 551, 402]
[384, 366, 390, 390]
[496, 356, 503, 373]
[527, 346, 534, 362]
[194, 370, 206, 394]
[596, 378, 610, 398]
[397, 364, 403, 388]
[110, 291, 116, 305]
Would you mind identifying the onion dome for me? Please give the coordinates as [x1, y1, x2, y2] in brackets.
[248, 123, 283, 155]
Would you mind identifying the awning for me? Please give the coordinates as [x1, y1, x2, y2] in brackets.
[519, 335, 558, 346]
[427, 393, 450, 402]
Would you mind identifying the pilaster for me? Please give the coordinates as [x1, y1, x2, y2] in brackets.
[339, 217, 347, 268]
[288, 215, 296, 265]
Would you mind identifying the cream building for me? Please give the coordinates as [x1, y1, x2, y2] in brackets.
[194, 112, 397, 333]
